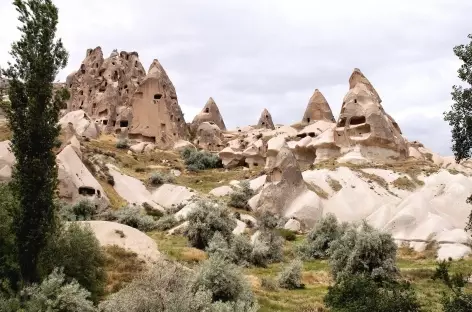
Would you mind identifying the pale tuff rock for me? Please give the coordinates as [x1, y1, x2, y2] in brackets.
[294, 120, 337, 165]
[173, 140, 196, 152]
[209, 185, 234, 197]
[284, 219, 301, 232]
[66, 47, 146, 133]
[0, 140, 15, 181]
[151, 184, 195, 210]
[257, 108, 275, 130]
[242, 139, 266, 168]
[302, 89, 335, 124]
[255, 144, 323, 228]
[128, 59, 189, 149]
[334, 69, 408, 161]
[194, 122, 224, 151]
[191, 97, 226, 133]
[219, 146, 245, 168]
[59, 110, 100, 139]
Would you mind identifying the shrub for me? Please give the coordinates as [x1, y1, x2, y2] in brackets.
[433, 260, 472, 312]
[193, 255, 257, 309]
[142, 202, 164, 219]
[99, 207, 158, 232]
[278, 228, 297, 241]
[278, 259, 303, 289]
[229, 180, 254, 210]
[22, 268, 96, 312]
[261, 277, 278, 291]
[297, 213, 345, 260]
[180, 147, 222, 171]
[231, 235, 254, 266]
[99, 261, 213, 312]
[149, 172, 175, 186]
[39, 223, 106, 303]
[250, 239, 271, 268]
[60, 200, 97, 221]
[155, 214, 178, 231]
[328, 222, 398, 282]
[324, 274, 421, 312]
[206, 232, 233, 261]
[115, 139, 129, 149]
[186, 200, 236, 249]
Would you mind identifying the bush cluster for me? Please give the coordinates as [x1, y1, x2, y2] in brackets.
[155, 214, 178, 231]
[180, 147, 222, 171]
[99, 206, 159, 232]
[278, 259, 303, 290]
[149, 172, 175, 186]
[229, 180, 254, 210]
[115, 139, 129, 149]
[60, 200, 97, 221]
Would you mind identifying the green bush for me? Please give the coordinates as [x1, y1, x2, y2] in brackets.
[142, 202, 164, 219]
[115, 139, 129, 149]
[278, 259, 303, 290]
[328, 222, 398, 282]
[193, 255, 257, 309]
[229, 180, 254, 210]
[324, 274, 420, 312]
[0, 184, 20, 292]
[278, 228, 297, 241]
[155, 214, 178, 231]
[206, 232, 233, 261]
[149, 172, 175, 186]
[260, 277, 278, 291]
[99, 206, 159, 232]
[252, 229, 284, 266]
[433, 260, 472, 312]
[230, 235, 254, 266]
[99, 261, 212, 312]
[21, 269, 96, 312]
[60, 200, 97, 221]
[180, 147, 222, 171]
[39, 223, 106, 303]
[186, 200, 236, 249]
[297, 213, 346, 260]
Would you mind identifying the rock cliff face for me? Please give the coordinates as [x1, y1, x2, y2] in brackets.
[191, 97, 226, 133]
[66, 47, 146, 133]
[257, 108, 275, 130]
[128, 60, 189, 149]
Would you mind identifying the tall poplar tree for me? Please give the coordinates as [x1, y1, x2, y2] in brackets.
[1, 0, 68, 283]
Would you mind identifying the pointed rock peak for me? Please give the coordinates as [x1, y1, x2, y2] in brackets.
[191, 97, 226, 131]
[148, 59, 166, 76]
[257, 108, 275, 130]
[302, 89, 335, 123]
[348, 68, 381, 103]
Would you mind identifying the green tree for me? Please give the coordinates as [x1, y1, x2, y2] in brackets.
[1, 0, 68, 283]
[444, 34, 472, 162]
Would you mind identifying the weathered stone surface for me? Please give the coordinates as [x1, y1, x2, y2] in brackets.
[334, 69, 408, 161]
[257, 108, 275, 130]
[191, 97, 226, 133]
[195, 122, 224, 151]
[66, 47, 146, 133]
[219, 147, 245, 168]
[284, 219, 301, 232]
[209, 185, 234, 197]
[302, 89, 335, 124]
[173, 140, 196, 152]
[151, 184, 195, 210]
[59, 110, 100, 139]
[128, 59, 189, 149]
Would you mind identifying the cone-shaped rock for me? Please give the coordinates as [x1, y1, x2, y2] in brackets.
[257, 108, 275, 129]
[349, 68, 381, 104]
[302, 89, 335, 124]
[128, 59, 188, 149]
[191, 97, 226, 132]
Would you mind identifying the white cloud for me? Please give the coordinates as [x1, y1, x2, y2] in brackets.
[1, 0, 471, 155]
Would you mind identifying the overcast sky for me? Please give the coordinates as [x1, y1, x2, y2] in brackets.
[1, 0, 471, 156]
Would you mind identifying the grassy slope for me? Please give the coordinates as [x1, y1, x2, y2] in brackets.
[150, 231, 472, 312]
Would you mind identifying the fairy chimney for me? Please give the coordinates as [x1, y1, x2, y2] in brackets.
[191, 97, 226, 133]
[257, 108, 275, 130]
[128, 59, 188, 149]
[302, 89, 335, 124]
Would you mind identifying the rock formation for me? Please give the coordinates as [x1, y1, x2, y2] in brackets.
[66, 47, 146, 133]
[194, 122, 224, 151]
[334, 69, 408, 161]
[302, 89, 335, 124]
[191, 97, 226, 133]
[128, 59, 189, 149]
[257, 108, 275, 130]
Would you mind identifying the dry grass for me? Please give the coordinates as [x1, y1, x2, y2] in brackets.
[392, 176, 417, 191]
[180, 247, 208, 263]
[103, 245, 146, 295]
[356, 170, 389, 189]
[99, 180, 127, 209]
[306, 182, 329, 199]
[0, 123, 11, 141]
[326, 176, 342, 192]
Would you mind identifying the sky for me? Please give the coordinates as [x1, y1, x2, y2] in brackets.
[0, 0, 471, 156]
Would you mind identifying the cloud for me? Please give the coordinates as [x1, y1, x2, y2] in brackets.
[1, 0, 471, 155]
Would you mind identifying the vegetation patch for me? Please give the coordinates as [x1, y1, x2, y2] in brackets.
[392, 176, 417, 191]
[326, 176, 342, 192]
[306, 182, 329, 199]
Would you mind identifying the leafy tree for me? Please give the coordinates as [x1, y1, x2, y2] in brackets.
[444, 34, 472, 162]
[1, 0, 68, 283]
[433, 260, 472, 312]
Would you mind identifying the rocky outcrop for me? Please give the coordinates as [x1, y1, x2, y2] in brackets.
[302, 89, 335, 124]
[194, 122, 224, 151]
[128, 59, 189, 149]
[191, 97, 226, 133]
[59, 110, 100, 139]
[253, 144, 323, 228]
[334, 69, 408, 161]
[66, 47, 146, 133]
[257, 108, 275, 130]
